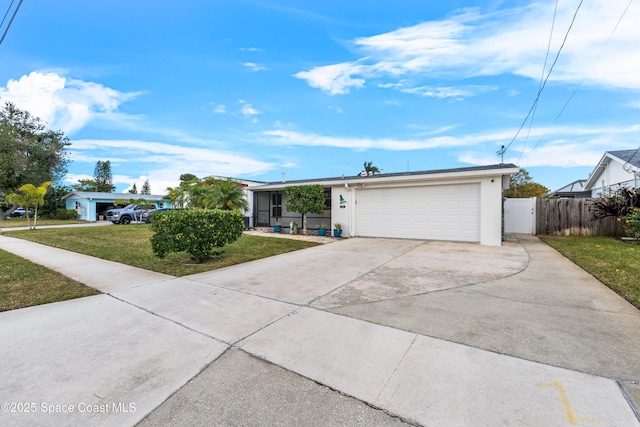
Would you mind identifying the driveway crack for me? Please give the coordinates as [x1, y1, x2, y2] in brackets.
[376, 335, 417, 403]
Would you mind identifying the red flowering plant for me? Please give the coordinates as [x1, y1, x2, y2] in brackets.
[618, 207, 640, 238]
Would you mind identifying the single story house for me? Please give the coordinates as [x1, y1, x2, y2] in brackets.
[547, 179, 590, 198]
[584, 150, 640, 197]
[63, 192, 173, 222]
[250, 163, 519, 246]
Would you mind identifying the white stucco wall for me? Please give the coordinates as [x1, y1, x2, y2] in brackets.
[330, 174, 507, 246]
[590, 160, 639, 197]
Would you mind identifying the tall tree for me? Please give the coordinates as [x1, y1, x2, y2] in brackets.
[94, 160, 115, 192]
[285, 184, 325, 235]
[129, 183, 138, 194]
[6, 181, 51, 229]
[503, 169, 549, 198]
[0, 102, 70, 220]
[141, 179, 151, 195]
[72, 179, 98, 191]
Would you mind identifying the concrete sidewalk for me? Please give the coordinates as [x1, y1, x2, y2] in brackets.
[0, 233, 638, 426]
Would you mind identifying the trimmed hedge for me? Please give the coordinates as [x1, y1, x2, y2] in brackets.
[150, 209, 244, 262]
[55, 208, 78, 220]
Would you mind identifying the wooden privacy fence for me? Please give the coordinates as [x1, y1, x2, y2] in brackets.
[535, 198, 624, 237]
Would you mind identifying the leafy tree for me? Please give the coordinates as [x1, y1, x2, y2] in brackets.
[6, 181, 51, 229]
[360, 161, 380, 175]
[180, 173, 198, 182]
[503, 169, 549, 198]
[0, 102, 70, 220]
[41, 184, 71, 218]
[141, 179, 151, 195]
[72, 179, 98, 192]
[94, 160, 115, 192]
[128, 183, 138, 194]
[285, 184, 325, 235]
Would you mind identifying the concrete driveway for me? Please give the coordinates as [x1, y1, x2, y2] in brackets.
[0, 233, 638, 426]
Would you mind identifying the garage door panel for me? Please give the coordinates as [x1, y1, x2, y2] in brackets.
[355, 184, 480, 242]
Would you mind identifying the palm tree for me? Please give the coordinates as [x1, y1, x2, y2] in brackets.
[361, 161, 380, 175]
[164, 186, 183, 208]
[6, 181, 51, 229]
[211, 178, 249, 211]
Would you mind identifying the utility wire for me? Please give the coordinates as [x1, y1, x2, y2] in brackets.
[0, 0, 23, 47]
[553, 0, 634, 121]
[523, 0, 635, 162]
[517, 0, 559, 165]
[502, 0, 584, 157]
[0, 0, 16, 29]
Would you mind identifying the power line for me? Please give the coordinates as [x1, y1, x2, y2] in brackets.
[517, 0, 559, 165]
[522, 0, 635, 162]
[0, 0, 23, 47]
[551, 0, 634, 122]
[1, 0, 16, 29]
[502, 0, 584, 157]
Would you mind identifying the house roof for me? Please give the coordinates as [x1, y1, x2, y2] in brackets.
[609, 149, 640, 168]
[252, 163, 519, 190]
[584, 150, 640, 190]
[548, 179, 589, 196]
[62, 192, 167, 201]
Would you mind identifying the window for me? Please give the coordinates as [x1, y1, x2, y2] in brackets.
[272, 192, 282, 217]
[324, 187, 331, 209]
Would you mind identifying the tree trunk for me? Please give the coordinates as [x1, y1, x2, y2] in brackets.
[303, 212, 307, 235]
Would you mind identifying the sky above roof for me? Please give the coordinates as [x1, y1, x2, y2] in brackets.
[1, 0, 639, 194]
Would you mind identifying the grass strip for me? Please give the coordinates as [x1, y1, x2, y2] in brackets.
[0, 249, 100, 312]
[540, 236, 640, 310]
[4, 225, 319, 277]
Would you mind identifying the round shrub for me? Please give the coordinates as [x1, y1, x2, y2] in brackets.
[150, 209, 244, 262]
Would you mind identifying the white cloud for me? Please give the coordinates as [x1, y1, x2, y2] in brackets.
[264, 123, 640, 169]
[66, 139, 275, 192]
[264, 129, 484, 150]
[294, 62, 366, 95]
[295, 0, 640, 94]
[213, 103, 227, 114]
[242, 62, 267, 72]
[625, 100, 640, 109]
[239, 47, 264, 52]
[385, 82, 497, 99]
[0, 71, 141, 134]
[240, 103, 261, 123]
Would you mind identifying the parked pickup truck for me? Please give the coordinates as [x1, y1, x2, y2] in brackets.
[106, 204, 157, 224]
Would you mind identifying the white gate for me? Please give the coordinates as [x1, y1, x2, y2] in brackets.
[504, 198, 536, 234]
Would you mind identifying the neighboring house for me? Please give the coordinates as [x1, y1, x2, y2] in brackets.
[250, 163, 518, 246]
[584, 150, 640, 197]
[547, 179, 590, 198]
[63, 192, 172, 222]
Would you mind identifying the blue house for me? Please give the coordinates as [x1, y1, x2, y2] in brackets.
[63, 192, 172, 222]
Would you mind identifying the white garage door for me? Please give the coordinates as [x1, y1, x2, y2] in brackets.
[355, 183, 480, 242]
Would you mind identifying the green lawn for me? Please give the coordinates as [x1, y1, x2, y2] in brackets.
[0, 249, 100, 312]
[3, 225, 319, 277]
[540, 236, 640, 310]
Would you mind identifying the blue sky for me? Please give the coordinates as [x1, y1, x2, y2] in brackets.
[1, 0, 639, 194]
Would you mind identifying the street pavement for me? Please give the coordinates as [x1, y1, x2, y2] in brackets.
[0, 230, 638, 426]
